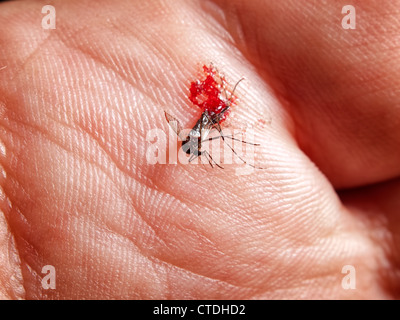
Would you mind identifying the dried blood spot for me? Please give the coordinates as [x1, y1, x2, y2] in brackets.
[189, 64, 237, 123]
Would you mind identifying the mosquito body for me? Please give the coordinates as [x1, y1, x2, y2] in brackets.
[165, 105, 260, 168]
[165, 74, 262, 169]
[165, 109, 222, 167]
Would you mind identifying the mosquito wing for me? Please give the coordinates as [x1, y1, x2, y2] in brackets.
[164, 111, 185, 141]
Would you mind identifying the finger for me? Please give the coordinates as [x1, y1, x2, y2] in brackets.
[212, 0, 400, 188]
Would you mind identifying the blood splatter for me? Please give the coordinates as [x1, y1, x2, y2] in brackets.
[188, 64, 238, 123]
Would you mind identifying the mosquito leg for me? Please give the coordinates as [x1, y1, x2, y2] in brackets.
[206, 154, 214, 168]
[230, 78, 245, 100]
[187, 151, 212, 170]
[204, 132, 260, 146]
[215, 126, 260, 145]
[201, 158, 210, 171]
[212, 122, 259, 168]
[198, 119, 259, 168]
[188, 153, 198, 163]
[203, 151, 223, 169]
[202, 151, 214, 168]
[223, 136, 260, 145]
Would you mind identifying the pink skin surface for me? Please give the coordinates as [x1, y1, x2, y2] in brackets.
[0, 0, 400, 299]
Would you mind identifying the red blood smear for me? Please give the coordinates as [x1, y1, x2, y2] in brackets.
[189, 65, 235, 122]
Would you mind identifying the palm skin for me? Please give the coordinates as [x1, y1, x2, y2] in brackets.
[0, 0, 399, 299]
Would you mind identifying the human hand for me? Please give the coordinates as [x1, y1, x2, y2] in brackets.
[0, 0, 399, 299]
